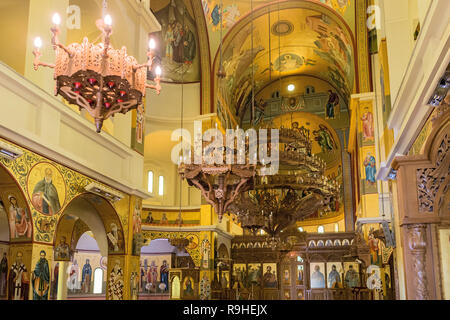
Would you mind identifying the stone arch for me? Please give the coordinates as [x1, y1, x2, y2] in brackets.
[54, 193, 125, 258]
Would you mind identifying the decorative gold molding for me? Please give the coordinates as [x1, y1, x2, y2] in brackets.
[356, 0, 371, 93]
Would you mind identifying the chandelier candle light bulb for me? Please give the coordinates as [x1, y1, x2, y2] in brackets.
[52, 13, 61, 26]
[34, 37, 42, 50]
[104, 14, 112, 26]
[149, 38, 156, 51]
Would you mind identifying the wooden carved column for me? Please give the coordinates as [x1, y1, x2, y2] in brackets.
[392, 94, 449, 300]
[407, 224, 429, 300]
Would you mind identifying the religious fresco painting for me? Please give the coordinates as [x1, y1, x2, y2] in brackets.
[183, 276, 195, 298]
[310, 262, 326, 289]
[233, 263, 246, 284]
[153, 0, 200, 82]
[27, 162, 66, 216]
[31, 250, 50, 300]
[326, 262, 344, 288]
[200, 234, 211, 269]
[0, 251, 7, 297]
[81, 258, 93, 294]
[186, 233, 199, 250]
[108, 259, 124, 300]
[8, 250, 29, 300]
[68, 259, 79, 292]
[139, 255, 172, 293]
[199, 272, 211, 300]
[106, 222, 124, 254]
[361, 150, 378, 195]
[202, 0, 241, 32]
[132, 198, 144, 256]
[130, 268, 139, 300]
[216, 6, 355, 128]
[3, 194, 32, 241]
[361, 106, 375, 144]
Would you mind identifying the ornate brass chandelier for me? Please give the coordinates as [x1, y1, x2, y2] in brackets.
[229, 125, 340, 248]
[178, 144, 256, 222]
[32, 5, 162, 133]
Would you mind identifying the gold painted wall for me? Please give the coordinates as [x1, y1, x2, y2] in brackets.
[0, 137, 131, 247]
[0, 0, 30, 75]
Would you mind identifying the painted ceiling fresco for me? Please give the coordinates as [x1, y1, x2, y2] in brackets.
[202, 0, 355, 57]
[215, 4, 355, 125]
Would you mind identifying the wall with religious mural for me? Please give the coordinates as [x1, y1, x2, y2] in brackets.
[0, 137, 143, 300]
[151, 0, 201, 83]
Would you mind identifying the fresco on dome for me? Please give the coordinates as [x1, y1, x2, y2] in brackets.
[151, 0, 200, 82]
[203, 0, 355, 57]
[216, 5, 355, 129]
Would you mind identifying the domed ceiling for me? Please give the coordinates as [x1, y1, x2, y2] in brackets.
[211, 1, 356, 128]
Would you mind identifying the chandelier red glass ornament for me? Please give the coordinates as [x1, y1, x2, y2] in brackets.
[32, 13, 162, 133]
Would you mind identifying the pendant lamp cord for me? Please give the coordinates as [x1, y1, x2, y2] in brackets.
[179, 7, 186, 224]
[251, 0, 255, 125]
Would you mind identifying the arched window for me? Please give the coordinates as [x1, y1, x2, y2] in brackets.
[158, 176, 164, 196]
[93, 268, 103, 294]
[334, 223, 339, 232]
[318, 226, 324, 233]
[298, 227, 304, 232]
[147, 171, 154, 193]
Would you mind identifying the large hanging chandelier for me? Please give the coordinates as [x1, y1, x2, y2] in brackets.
[228, 125, 340, 249]
[178, 143, 256, 222]
[32, 6, 162, 133]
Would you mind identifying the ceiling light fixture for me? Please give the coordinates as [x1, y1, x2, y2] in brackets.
[32, 0, 162, 133]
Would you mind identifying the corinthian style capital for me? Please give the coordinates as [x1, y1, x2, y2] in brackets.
[407, 224, 428, 251]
